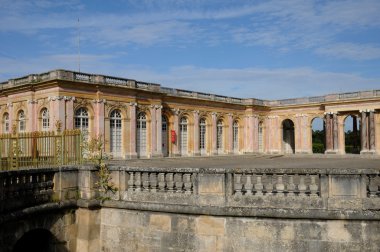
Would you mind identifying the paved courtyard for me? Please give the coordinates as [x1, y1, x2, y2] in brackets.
[109, 154, 380, 169]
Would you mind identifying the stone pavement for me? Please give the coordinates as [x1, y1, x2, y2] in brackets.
[108, 154, 380, 169]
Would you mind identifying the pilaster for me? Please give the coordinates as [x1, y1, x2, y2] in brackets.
[227, 113, 233, 154]
[193, 110, 200, 156]
[129, 102, 137, 158]
[211, 112, 217, 155]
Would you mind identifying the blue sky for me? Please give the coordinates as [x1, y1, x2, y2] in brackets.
[0, 0, 379, 99]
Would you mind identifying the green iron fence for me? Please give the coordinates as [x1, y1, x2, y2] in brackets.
[0, 129, 82, 170]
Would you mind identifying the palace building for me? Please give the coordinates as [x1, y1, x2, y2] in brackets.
[0, 69, 379, 158]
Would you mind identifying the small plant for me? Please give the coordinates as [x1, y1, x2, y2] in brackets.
[82, 134, 118, 201]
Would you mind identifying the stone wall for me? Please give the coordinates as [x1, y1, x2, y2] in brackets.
[99, 208, 380, 252]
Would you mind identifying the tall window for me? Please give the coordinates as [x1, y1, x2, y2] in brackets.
[41, 108, 50, 131]
[233, 121, 239, 152]
[199, 118, 206, 154]
[74, 107, 89, 139]
[180, 117, 188, 155]
[137, 112, 147, 157]
[217, 119, 223, 151]
[18, 110, 26, 132]
[110, 110, 122, 157]
[3, 113, 9, 133]
[258, 122, 264, 152]
[162, 116, 168, 156]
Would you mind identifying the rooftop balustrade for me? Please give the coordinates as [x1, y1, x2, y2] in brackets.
[1, 69, 380, 107]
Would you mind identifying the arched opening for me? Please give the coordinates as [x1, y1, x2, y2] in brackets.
[282, 119, 295, 154]
[179, 117, 188, 155]
[233, 120, 239, 153]
[3, 112, 9, 133]
[13, 229, 66, 252]
[217, 119, 224, 154]
[162, 115, 169, 157]
[199, 118, 207, 155]
[137, 112, 147, 157]
[18, 110, 26, 132]
[311, 117, 325, 153]
[74, 107, 89, 140]
[344, 115, 360, 154]
[41, 108, 50, 131]
[110, 109, 122, 157]
[258, 121, 264, 153]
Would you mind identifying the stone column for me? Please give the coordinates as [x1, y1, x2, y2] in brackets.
[361, 111, 368, 152]
[150, 105, 157, 156]
[369, 110, 376, 151]
[227, 113, 233, 154]
[27, 99, 37, 132]
[333, 113, 339, 151]
[193, 110, 200, 156]
[252, 115, 259, 152]
[65, 97, 75, 130]
[93, 99, 105, 145]
[172, 109, 180, 156]
[211, 112, 217, 155]
[156, 105, 163, 157]
[49, 96, 66, 131]
[324, 113, 332, 151]
[129, 102, 137, 158]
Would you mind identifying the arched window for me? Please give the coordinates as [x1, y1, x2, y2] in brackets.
[41, 108, 49, 131]
[137, 112, 147, 157]
[162, 116, 168, 156]
[217, 119, 223, 152]
[18, 110, 26, 132]
[110, 110, 122, 157]
[199, 118, 206, 155]
[180, 117, 188, 155]
[233, 120, 239, 152]
[3, 113, 9, 133]
[74, 107, 89, 139]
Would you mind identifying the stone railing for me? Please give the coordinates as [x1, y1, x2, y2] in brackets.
[0, 168, 55, 213]
[2, 69, 380, 107]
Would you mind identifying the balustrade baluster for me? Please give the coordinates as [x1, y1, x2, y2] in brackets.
[368, 175, 379, 198]
[128, 172, 135, 192]
[275, 174, 285, 196]
[309, 175, 319, 197]
[134, 172, 142, 192]
[287, 175, 295, 196]
[158, 173, 166, 192]
[234, 174, 243, 196]
[174, 173, 184, 193]
[254, 175, 264, 196]
[265, 174, 273, 196]
[244, 174, 253, 195]
[298, 175, 307, 197]
[166, 173, 174, 192]
[142, 172, 150, 192]
[150, 173, 158, 193]
[183, 173, 192, 194]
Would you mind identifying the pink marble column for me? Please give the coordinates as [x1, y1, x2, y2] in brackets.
[193, 110, 200, 156]
[211, 112, 217, 155]
[333, 113, 339, 151]
[129, 102, 137, 158]
[243, 116, 248, 152]
[228, 114, 233, 154]
[65, 97, 75, 130]
[324, 113, 332, 151]
[150, 105, 157, 156]
[361, 111, 368, 151]
[27, 99, 37, 132]
[369, 110, 376, 151]
[252, 116, 259, 152]
[156, 105, 163, 157]
[172, 109, 180, 156]
[94, 99, 105, 146]
[49, 96, 66, 132]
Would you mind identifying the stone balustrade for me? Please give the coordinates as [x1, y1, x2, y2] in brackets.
[1, 165, 380, 220]
[3, 69, 380, 107]
[0, 168, 55, 213]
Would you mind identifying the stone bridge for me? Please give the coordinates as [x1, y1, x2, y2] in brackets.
[1, 156, 380, 251]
